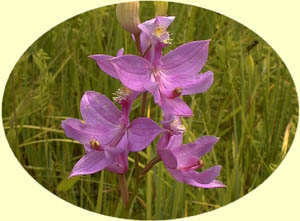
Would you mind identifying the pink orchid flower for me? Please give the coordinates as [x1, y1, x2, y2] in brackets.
[157, 114, 225, 188]
[61, 90, 163, 177]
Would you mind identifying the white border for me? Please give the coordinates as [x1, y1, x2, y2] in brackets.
[1, 1, 299, 220]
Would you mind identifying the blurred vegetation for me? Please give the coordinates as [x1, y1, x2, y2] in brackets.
[2, 1, 298, 219]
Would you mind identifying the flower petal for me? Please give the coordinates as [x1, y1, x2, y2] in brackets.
[138, 16, 175, 39]
[181, 71, 214, 95]
[161, 40, 210, 76]
[172, 136, 219, 161]
[157, 133, 170, 150]
[158, 148, 178, 169]
[127, 117, 163, 152]
[69, 150, 111, 177]
[184, 178, 225, 188]
[138, 17, 156, 37]
[80, 91, 121, 126]
[107, 131, 129, 156]
[166, 168, 184, 182]
[144, 76, 159, 101]
[119, 90, 140, 126]
[167, 134, 183, 149]
[167, 166, 225, 188]
[157, 133, 179, 169]
[184, 165, 222, 184]
[105, 151, 129, 174]
[160, 94, 193, 117]
[111, 55, 152, 91]
[61, 118, 122, 145]
[156, 16, 175, 28]
[116, 48, 124, 57]
[89, 54, 119, 79]
[162, 70, 214, 96]
[140, 32, 151, 55]
[103, 132, 128, 174]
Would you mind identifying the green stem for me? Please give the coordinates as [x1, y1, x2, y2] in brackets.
[134, 152, 140, 183]
[134, 33, 142, 56]
[139, 155, 161, 179]
[124, 32, 153, 217]
[143, 44, 152, 57]
[126, 155, 162, 218]
[117, 174, 129, 208]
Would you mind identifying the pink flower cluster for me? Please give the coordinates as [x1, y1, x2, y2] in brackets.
[62, 16, 225, 188]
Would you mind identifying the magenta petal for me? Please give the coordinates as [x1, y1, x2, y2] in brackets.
[181, 71, 214, 95]
[172, 136, 219, 161]
[144, 77, 159, 100]
[84, 144, 93, 153]
[69, 150, 111, 177]
[80, 91, 121, 126]
[103, 133, 128, 174]
[184, 166, 222, 184]
[167, 167, 225, 188]
[105, 151, 129, 174]
[138, 16, 175, 38]
[111, 55, 152, 91]
[161, 40, 210, 76]
[157, 133, 170, 151]
[89, 54, 119, 79]
[139, 32, 151, 55]
[190, 180, 226, 188]
[167, 168, 184, 182]
[131, 32, 150, 56]
[108, 131, 128, 156]
[156, 16, 175, 28]
[119, 90, 140, 125]
[137, 18, 156, 37]
[156, 133, 181, 169]
[61, 118, 122, 145]
[61, 118, 103, 144]
[116, 48, 124, 57]
[127, 117, 163, 152]
[184, 177, 225, 188]
[176, 156, 199, 171]
[167, 134, 183, 149]
[160, 95, 193, 117]
[158, 148, 178, 169]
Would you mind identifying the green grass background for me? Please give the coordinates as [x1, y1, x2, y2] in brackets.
[2, 1, 298, 219]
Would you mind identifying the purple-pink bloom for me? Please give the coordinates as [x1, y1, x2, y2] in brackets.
[110, 40, 214, 117]
[157, 114, 225, 188]
[61, 90, 163, 177]
[89, 48, 124, 80]
[89, 16, 213, 117]
[137, 16, 175, 64]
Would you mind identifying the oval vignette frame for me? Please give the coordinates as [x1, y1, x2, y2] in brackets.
[0, 0, 300, 221]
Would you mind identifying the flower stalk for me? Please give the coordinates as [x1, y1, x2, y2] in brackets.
[62, 8, 226, 210]
[117, 174, 129, 208]
[134, 33, 143, 56]
[139, 155, 161, 179]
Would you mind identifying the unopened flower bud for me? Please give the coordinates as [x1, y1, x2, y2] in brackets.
[116, 2, 141, 35]
[154, 1, 168, 16]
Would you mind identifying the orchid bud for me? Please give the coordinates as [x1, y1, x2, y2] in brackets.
[154, 1, 168, 16]
[116, 2, 141, 35]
